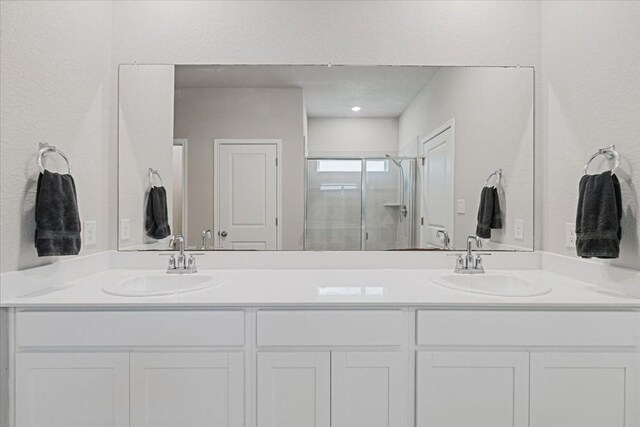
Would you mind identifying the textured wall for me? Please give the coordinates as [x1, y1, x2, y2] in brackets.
[0, 1, 113, 272]
[118, 65, 175, 250]
[111, 0, 543, 252]
[174, 87, 305, 249]
[399, 67, 534, 250]
[1, 1, 542, 272]
[541, 1, 640, 270]
[307, 118, 399, 157]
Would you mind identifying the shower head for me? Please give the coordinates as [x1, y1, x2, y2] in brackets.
[385, 154, 402, 167]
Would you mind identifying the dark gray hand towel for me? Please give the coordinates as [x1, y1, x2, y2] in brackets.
[34, 170, 81, 256]
[476, 186, 502, 239]
[576, 171, 622, 258]
[145, 186, 171, 239]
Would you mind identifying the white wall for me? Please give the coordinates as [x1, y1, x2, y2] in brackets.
[541, 1, 640, 270]
[1, 1, 543, 272]
[173, 87, 305, 249]
[118, 65, 175, 250]
[399, 67, 534, 250]
[307, 118, 399, 158]
[111, 0, 542, 252]
[0, 1, 113, 273]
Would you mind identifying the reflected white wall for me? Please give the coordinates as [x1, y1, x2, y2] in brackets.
[118, 65, 175, 250]
[399, 67, 534, 250]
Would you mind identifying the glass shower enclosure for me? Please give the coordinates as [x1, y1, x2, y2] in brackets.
[305, 157, 416, 250]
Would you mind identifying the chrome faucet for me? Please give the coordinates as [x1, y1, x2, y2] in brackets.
[167, 235, 199, 274]
[451, 235, 488, 274]
[201, 229, 213, 250]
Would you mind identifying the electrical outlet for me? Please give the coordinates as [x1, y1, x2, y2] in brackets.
[120, 218, 130, 240]
[84, 221, 97, 246]
[456, 199, 466, 214]
[565, 222, 576, 247]
[514, 219, 524, 240]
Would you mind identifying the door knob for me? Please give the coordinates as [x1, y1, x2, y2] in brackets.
[220, 231, 228, 238]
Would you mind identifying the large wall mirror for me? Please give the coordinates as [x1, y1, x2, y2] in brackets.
[118, 64, 534, 251]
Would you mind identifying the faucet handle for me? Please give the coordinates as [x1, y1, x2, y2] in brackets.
[448, 253, 465, 272]
[167, 254, 176, 270]
[187, 253, 204, 272]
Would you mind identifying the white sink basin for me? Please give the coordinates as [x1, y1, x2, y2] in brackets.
[102, 274, 223, 297]
[431, 273, 552, 297]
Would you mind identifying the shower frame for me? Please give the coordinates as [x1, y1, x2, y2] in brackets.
[304, 157, 416, 251]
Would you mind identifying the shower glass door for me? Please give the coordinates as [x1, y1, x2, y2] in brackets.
[363, 158, 399, 250]
[305, 159, 363, 250]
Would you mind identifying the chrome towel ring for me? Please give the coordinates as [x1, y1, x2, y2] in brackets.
[148, 168, 164, 187]
[38, 143, 71, 174]
[584, 145, 619, 175]
[485, 169, 502, 188]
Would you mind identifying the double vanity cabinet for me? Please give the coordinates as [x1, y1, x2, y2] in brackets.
[8, 306, 639, 427]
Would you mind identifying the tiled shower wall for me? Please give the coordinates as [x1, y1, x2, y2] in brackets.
[305, 159, 415, 251]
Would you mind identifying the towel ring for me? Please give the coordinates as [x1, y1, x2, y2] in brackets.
[148, 168, 164, 187]
[485, 169, 502, 188]
[38, 144, 71, 174]
[583, 145, 619, 175]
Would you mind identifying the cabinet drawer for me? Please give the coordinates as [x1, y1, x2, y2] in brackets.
[16, 310, 245, 347]
[257, 310, 404, 346]
[416, 310, 640, 347]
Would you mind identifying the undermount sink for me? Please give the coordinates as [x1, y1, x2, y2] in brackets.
[430, 273, 552, 297]
[102, 274, 223, 297]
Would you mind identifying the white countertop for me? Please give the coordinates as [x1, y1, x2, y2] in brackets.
[3, 268, 639, 309]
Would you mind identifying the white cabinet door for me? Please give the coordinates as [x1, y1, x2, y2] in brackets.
[257, 352, 330, 427]
[416, 351, 529, 427]
[16, 352, 129, 427]
[130, 352, 244, 427]
[331, 352, 407, 427]
[530, 352, 640, 427]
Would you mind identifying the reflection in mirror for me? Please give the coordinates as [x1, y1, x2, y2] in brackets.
[118, 65, 534, 251]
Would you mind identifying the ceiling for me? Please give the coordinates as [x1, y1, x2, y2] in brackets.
[175, 65, 439, 118]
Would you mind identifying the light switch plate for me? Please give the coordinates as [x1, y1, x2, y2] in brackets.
[120, 218, 130, 241]
[456, 199, 466, 214]
[565, 222, 576, 247]
[84, 221, 97, 246]
[514, 219, 524, 240]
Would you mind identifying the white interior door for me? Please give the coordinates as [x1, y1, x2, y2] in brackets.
[331, 352, 407, 427]
[257, 352, 331, 427]
[215, 140, 279, 250]
[130, 352, 244, 427]
[421, 124, 454, 248]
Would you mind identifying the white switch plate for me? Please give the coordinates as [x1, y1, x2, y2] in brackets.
[514, 219, 524, 240]
[565, 222, 576, 247]
[456, 199, 466, 214]
[120, 218, 130, 240]
[84, 221, 97, 246]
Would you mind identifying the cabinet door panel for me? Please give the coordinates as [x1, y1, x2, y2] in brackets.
[16, 353, 129, 427]
[257, 352, 330, 427]
[331, 352, 407, 427]
[130, 352, 244, 427]
[417, 351, 529, 427]
[530, 352, 639, 427]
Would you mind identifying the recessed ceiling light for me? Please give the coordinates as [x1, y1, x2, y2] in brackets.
[351, 106, 362, 112]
